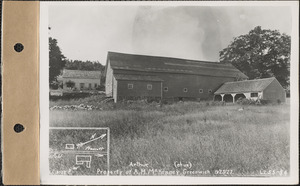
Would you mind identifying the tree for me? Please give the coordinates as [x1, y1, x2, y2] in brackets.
[219, 26, 290, 88]
[49, 37, 66, 87]
[65, 80, 75, 89]
[64, 60, 105, 71]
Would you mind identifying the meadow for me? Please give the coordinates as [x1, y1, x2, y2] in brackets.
[49, 96, 290, 177]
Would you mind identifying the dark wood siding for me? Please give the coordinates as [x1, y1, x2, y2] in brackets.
[116, 79, 161, 99]
[159, 73, 234, 99]
[263, 80, 286, 103]
[113, 69, 234, 100]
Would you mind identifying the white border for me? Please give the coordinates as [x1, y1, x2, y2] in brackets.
[40, 1, 299, 185]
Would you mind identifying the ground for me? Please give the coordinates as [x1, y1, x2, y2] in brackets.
[49, 96, 290, 177]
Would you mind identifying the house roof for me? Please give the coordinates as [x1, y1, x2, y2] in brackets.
[214, 77, 277, 94]
[114, 74, 163, 82]
[106, 52, 248, 79]
[62, 69, 101, 79]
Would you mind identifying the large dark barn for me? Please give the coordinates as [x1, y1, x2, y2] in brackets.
[104, 52, 248, 102]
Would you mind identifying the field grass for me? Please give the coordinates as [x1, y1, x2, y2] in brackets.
[49, 97, 290, 176]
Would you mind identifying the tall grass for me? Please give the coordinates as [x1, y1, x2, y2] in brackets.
[49, 99, 290, 176]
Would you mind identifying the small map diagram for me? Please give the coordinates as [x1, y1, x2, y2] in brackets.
[49, 127, 109, 175]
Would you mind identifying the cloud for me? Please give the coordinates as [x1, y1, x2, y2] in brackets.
[49, 5, 291, 63]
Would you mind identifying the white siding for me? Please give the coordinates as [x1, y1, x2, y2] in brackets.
[113, 77, 118, 103]
[63, 78, 100, 90]
[105, 61, 113, 96]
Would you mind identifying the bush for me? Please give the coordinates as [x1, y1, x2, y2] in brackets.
[236, 98, 259, 105]
[260, 99, 271, 105]
[277, 99, 282, 104]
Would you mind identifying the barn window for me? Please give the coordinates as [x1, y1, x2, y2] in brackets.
[80, 83, 85, 90]
[199, 89, 203, 93]
[128, 84, 133, 89]
[147, 84, 152, 90]
[164, 87, 168, 92]
[251, 92, 258, 97]
[208, 89, 212, 93]
[183, 88, 188, 92]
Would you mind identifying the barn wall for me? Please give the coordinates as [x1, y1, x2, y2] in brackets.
[160, 73, 234, 99]
[113, 69, 235, 100]
[116, 79, 162, 99]
[263, 80, 286, 102]
[105, 61, 113, 96]
[63, 78, 100, 90]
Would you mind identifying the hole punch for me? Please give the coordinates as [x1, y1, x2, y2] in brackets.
[14, 124, 25, 133]
[14, 43, 24, 52]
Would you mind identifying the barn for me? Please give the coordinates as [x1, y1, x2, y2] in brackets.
[60, 69, 101, 91]
[214, 77, 286, 103]
[104, 52, 248, 102]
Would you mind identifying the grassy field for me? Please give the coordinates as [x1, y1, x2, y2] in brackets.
[49, 96, 290, 176]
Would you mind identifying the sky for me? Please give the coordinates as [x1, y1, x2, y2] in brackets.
[49, 4, 292, 65]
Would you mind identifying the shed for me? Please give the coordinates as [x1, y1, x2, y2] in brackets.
[214, 77, 286, 103]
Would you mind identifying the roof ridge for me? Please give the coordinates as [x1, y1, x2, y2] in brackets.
[64, 69, 101, 72]
[107, 51, 248, 79]
[108, 51, 222, 64]
[223, 77, 275, 84]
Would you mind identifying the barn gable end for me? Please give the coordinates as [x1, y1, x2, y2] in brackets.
[105, 60, 114, 97]
[263, 78, 286, 103]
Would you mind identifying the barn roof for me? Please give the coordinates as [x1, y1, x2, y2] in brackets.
[114, 74, 163, 82]
[214, 77, 276, 94]
[106, 52, 248, 79]
[62, 69, 101, 79]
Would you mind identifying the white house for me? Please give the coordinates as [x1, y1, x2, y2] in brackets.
[60, 69, 101, 91]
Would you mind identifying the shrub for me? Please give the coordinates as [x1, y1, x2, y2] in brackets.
[260, 99, 271, 105]
[237, 98, 258, 105]
[277, 99, 282, 104]
[65, 80, 75, 88]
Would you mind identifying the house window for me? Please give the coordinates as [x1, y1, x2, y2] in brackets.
[251, 92, 258, 97]
[199, 89, 203, 93]
[147, 84, 152, 90]
[80, 83, 85, 90]
[208, 89, 212, 93]
[89, 83, 92, 90]
[164, 87, 168, 92]
[94, 83, 97, 88]
[128, 84, 133, 89]
[183, 88, 188, 92]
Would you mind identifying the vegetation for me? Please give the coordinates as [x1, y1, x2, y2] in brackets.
[50, 97, 290, 176]
[220, 26, 290, 88]
[65, 80, 75, 89]
[64, 60, 105, 71]
[49, 37, 66, 87]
